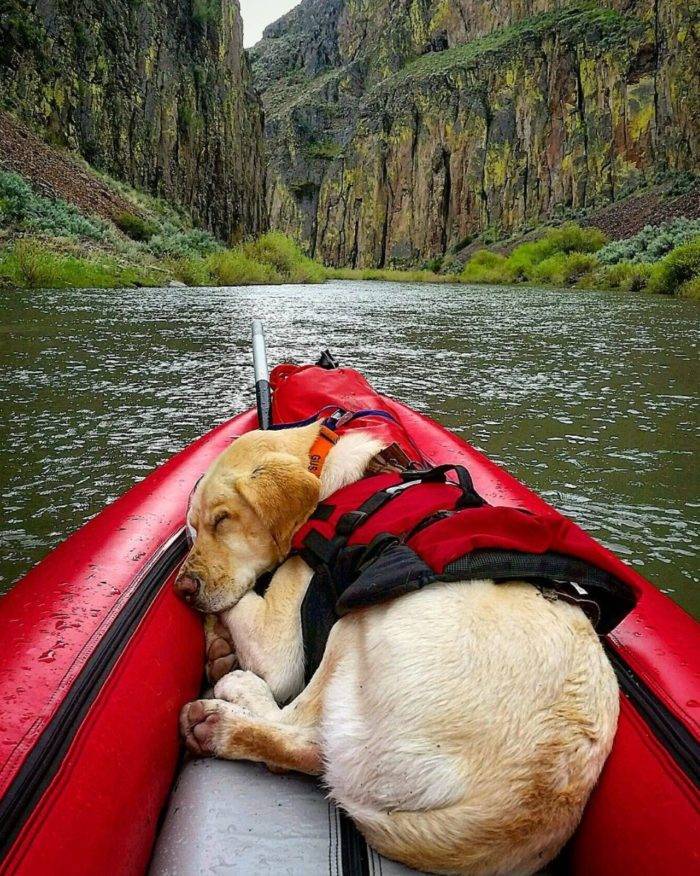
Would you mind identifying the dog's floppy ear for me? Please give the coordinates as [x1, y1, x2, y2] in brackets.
[236, 453, 320, 557]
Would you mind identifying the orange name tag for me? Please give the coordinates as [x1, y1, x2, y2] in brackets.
[308, 426, 339, 477]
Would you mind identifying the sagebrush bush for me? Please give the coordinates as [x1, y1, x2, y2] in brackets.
[0, 170, 32, 221]
[147, 227, 222, 258]
[597, 218, 700, 265]
[0, 170, 109, 240]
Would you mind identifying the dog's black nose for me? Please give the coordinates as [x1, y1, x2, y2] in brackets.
[174, 573, 201, 604]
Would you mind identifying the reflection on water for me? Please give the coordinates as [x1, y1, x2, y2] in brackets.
[0, 282, 698, 616]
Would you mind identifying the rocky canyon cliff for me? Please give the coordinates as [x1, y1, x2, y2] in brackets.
[253, 0, 699, 267]
[0, 0, 266, 241]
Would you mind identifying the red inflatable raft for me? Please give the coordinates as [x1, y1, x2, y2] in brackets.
[0, 362, 698, 875]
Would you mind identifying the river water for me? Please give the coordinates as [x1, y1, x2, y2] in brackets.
[0, 281, 698, 616]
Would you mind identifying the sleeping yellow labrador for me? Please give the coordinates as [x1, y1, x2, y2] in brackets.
[175, 423, 618, 876]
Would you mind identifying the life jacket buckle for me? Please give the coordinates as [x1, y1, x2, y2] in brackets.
[385, 480, 421, 496]
[337, 510, 368, 536]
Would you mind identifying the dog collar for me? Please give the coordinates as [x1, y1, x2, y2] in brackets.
[308, 425, 338, 478]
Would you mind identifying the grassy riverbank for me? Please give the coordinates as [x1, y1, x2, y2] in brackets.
[1, 168, 698, 296]
[0, 168, 324, 289]
[0, 232, 326, 289]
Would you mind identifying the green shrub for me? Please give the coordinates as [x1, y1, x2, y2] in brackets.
[597, 218, 700, 265]
[461, 224, 607, 285]
[506, 224, 606, 277]
[470, 250, 505, 267]
[114, 210, 158, 242]
[678, 275, 700, 300]
[543, 223, 607, 254]
[646, 237, 700, 295]
[241, 231, 326, 283]
[532, 251, 598, 286]
[424, 256, 444, 273]
[503, 243, 543, 280]
[243, 231, 302, 272]
[207, 250, 281, 286]
[288, 258, 327, 284]
[599, 261, 653, 292]
[0, 170, 33, 220]
[167, 256, 213, 286]
[461, 249, 509, 283]
[12, 239, 58, 287]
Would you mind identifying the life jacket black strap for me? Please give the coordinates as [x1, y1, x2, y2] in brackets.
[442, 549, 635, 634]
[400, 464, 485, 509]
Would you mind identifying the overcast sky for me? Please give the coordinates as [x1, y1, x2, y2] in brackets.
[240, 0, 299, 47]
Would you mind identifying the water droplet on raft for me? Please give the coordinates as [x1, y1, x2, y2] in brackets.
[38, 650, 56, 662]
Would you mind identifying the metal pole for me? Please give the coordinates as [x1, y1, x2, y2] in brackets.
[251, 320, 273, 430]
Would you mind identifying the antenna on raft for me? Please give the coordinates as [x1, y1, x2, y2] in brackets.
[251, 320, 273, 430]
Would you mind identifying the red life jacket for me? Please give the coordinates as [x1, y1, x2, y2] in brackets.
[292, 464, 635, 680]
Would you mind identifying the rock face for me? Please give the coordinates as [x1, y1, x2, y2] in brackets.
[0, 0, 266, 241]
[253, 0, 699, 266]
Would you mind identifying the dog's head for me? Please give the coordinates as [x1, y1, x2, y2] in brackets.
[175, 428, 320, 613]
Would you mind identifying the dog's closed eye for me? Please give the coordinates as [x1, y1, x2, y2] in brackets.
[212, 511, 230, 530]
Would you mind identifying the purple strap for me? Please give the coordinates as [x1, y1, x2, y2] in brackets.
[270, 407, 400, 431]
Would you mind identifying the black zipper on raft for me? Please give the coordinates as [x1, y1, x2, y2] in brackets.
[0, 530, 189, 864]
[339, 807, 370, 876]
[605, 645, 700, 788]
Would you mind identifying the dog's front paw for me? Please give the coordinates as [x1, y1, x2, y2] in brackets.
[180, 698, 249, 758]
[204, 615, 238, 684]
[214, 669, 279, 719]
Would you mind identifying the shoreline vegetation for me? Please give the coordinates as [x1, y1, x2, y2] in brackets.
[1, 170, 698, 298]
